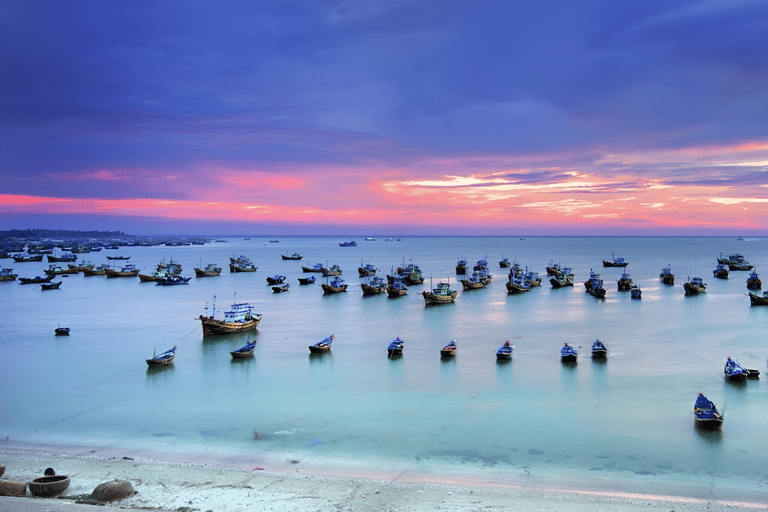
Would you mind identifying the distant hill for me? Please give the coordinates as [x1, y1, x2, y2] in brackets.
[0, 229, 129, 239]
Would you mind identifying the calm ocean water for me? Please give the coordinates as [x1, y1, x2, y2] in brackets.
[2, 237, 768, 497]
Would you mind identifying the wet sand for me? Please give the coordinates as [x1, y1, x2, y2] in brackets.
[2, 443, 767, 511]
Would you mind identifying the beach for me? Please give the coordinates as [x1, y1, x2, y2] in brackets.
[1, 443, 765, 511]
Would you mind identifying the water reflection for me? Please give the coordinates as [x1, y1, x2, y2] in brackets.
[695, 426, 724, 446]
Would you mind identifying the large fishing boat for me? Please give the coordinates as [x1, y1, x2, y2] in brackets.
[229, 255, 258, 273]
[617, 271, 633, 291]
[44, 264, 79, 276]
[361, 275, 387, 296]
[712, 264, 729, 279]
[659, 265, 675, 285]
[683, 276, 706, 295]
[506, 272, 531, 294]
[46, 252, 77, 263]
[746, 271, 761, 290]
[460, 272, 487, 290]
[718, 253, 753, 271]
[302, 263, 326, 273]
[748, 290, 768, 306]
[602, 253, 628, 267]
[422, 281, 457, 304]
[199, 297, 263, 336]
[194, 262, 222, 277]
[386, 276, 408, 298]
[321, 276, 348, 294]
[106, 263, 139, 277]
[358, 262, 377, 277]
[281, 252, 303, 260]
[455, 258, 468, 275]
[0, 268, 18, 281]
[550, 267, 574, 288]
[322, 264, 343, 277]
[12, 252, 43, 262]
[83, 263, 110, 276]
[584, 269, 607, 298]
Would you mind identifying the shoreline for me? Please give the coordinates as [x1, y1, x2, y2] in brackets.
[2, 442, 767, 511]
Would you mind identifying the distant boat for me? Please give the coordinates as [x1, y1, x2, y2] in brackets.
[659, 265, 675, 285]
[499, 257, 511, 268]
[358, 262, 377, 277]
[455, 258, 468, 275]
[298, 275, 316, 285]
[309, 335, 334, 354]
[496, 340, 513, 360]
[591, 340, 607, 359]
[617, 271, 633, 291]
[440, 340, 457, 358]
[229, 255, 258, 273]
[46, 252, 77, 263]
[387, 337, 404, 357]
[12, 253, 44, 262]
[83, 263, 110, 276]
[693, 393, 723, 430]
[41, 281, 62, 290]
[322, 264, 343, 277]
[54, 326, 70, 336]
[546, 261, 563, 276]
[106, 255, 130, 260]
[339, 240, 357, 247]
[19, 275, 54, 284]
[281, 253, 303, 260]
[630, 285, 642, 299]
[683, 276, 706, 296]
[272, 283, 290, 293]
[269, 240, 279, 243]
[602, 253, 628, 267]
[146, 346, 176, 367]
[44, 264, 79, 276]
[0, 268, 19, 281]
[194, 262, 222, 277]
[561, 343, 578, 362]
[422, 281, 457, 305]
[718, 252, 753, 271]
[156, 275, 191, 286]
[231, 341, 256, 359]
[365, 237, 376, 241]
[199, 297, 262, 336]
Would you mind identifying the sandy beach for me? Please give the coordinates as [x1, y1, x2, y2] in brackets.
[2, 443, 766, 512]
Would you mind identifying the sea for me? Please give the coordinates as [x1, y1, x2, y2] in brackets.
[2, 237, 768, 502]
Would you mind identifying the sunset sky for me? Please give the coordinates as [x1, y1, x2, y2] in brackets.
[2, 1, 768, 235]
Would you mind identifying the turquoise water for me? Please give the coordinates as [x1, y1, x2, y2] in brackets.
[2, 237, 768, 498]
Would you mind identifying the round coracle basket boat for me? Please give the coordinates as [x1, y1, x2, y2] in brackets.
[0, 464, 5, 478]
[28, 475, 70, 497]
[91, 479, 135, 502]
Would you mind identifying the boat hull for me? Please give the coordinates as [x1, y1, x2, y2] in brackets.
[231, 349, 254, 359]
[229, 265, 257, 272]
[195, 268, 222, 277]
[694, 416, 723, 430]
[602, 260, 628, 267]
[422, 291, 457, 304]
[146, 354, 175, 367]
[550, 277, 573, 288]
[661, 275, 675, 285]
[683, 283, 706, 295]
[199, 315, 262, 336]
[505, 282, 530, 294]
[387, 286, 407, 298]
[361, 284, 386, 295]
[561, 355, 577, 363]
[0, 274, 18, 281]
[588, 288, 607, 298]
[308, 345, 331, 354]
[322, 284, 348, 294]
[749, 293, 768, 306]
[106, 270, 139, 278]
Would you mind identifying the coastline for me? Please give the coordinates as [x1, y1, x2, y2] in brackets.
[2, 442, 766, 511]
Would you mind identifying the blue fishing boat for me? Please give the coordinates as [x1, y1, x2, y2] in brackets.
[339, 240, 357, 247]
[694, 393, 723, 430]
[456, 258, 468, 275]
[712, 264, 729, 279]
[266, 275, 286, 285]
[301, 263, 326, 273]
[272, 283, 290, 293]
[156, 275, 190, 285]
[724, 357, 748, 382]
[659, 265, 675, 285]
[440, 340, 457, 358]
[309, 335, 334, 354]
[584, 269, 606, 298]
[54, 326, 70, 336]
[146, 346, 176, 367]
[683, 276, 706, 295]
[602, 252, 628, 267]
[496, 340, 513, 360]
[298, 275, 316, 285]
[231, 341, 256, 359]
[591, 340, 607, 359]
[561, 343, 578, 362]
[321, 276, 348, 294]
[746, 271, 761, 290]
[386, 275, 408, 298]
[387, 337, 404, 357]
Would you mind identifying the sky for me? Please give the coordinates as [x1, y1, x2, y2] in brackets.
[2, 0, 768, 236]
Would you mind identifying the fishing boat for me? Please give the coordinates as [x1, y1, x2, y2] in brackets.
[617, 271, 633, 291]
[322, 264, 343, 277]
[361, 275, 387, 296]
[229, 255, 258, 273]
[506, 272, 531, 294]
[12, 252, 44, 262]
[496, 340, 513, 360]
[194, 262, 222, 277]
[460, 272, 487, 290]
[44, 264, 79, 276]
[455, 258, 468, 275]
[724, 357, 749, 382]
[68, 261, 94, 272]
[231, 341, 256, 359]
[41, 281, 62, 290]
[272, 283, 290, 293]
[473, 258, 488, 271]
[693, 393, 723, 430]
[266, 275, 286, 285]
[523, 267, 541, 287]
[146, 346, 176, 367]
[746, 271, 761, 290]
[19, 275, 54, 284]
[199, 297, 263, 336]
[387, 337, 404, 357]
[499, 257, 511, 268]
[309, 335, 334, 353]
[659, 265, 675, 285]
[302, 263, 326, 273]
[712, 264, 729, 279]
[422, 281, 457, 304]
[281, 252, 303, 260]
[106, 255, 130, 260]
[550, 267, 574, 288]
[602, 253, 628, 267]
[298, 275, 316, 285]
[46, 252, 77, 263]
[630, 285, 642, 299]
[0, 268, 18, 281]
[748, 291, 768, 305]
[321, 276, 348, 294]
[386, 276, 408, 298]
[561, 343, 578, 362]
[683, 276, 706, 295]
[584, 270, 607, 298]
[591, 340, 607, 359]
[358, 262, 377, 277]
[156, 275, 191, 285]
[106, 263, 139, 278]
[83, 263, 109, 276]
[339, 240, 357, 247]
[721, 253, 753, 271]
[395, 262, 424, 285]
[54, 326, 70, 336]
[440, 340, 457, 358]
[546, 261, 562, 276]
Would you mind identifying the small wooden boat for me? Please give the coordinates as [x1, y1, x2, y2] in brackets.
[659, 265, 675, 285]
[272, 283, 290, 293]
[630, 285, 642, 299]
[281, 253, 303, 260]
[146, 346, 176, 367]
[713, 264, 729, 279]
[602, 253, 628, 267]
[496, 341, 513, 360]
[591, 339, 607, 359]
[694, 393, 723, 430]
[422, 281, 457, 304]
[41, 281, 62, 290]
[440, 340, 457, 358]
[231, 341, 256, 359]
[309, 335, 334, 353]
[298, 276, 316, 285]
[561, 343, 578, 362]
[724, 357, 748, 382]
[321, 276, 348, 294]
[266, 275, 286, 285]
[387, 337, 404, 357]
[683, 276, 706, 295]
[55, 326, 70, 336]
